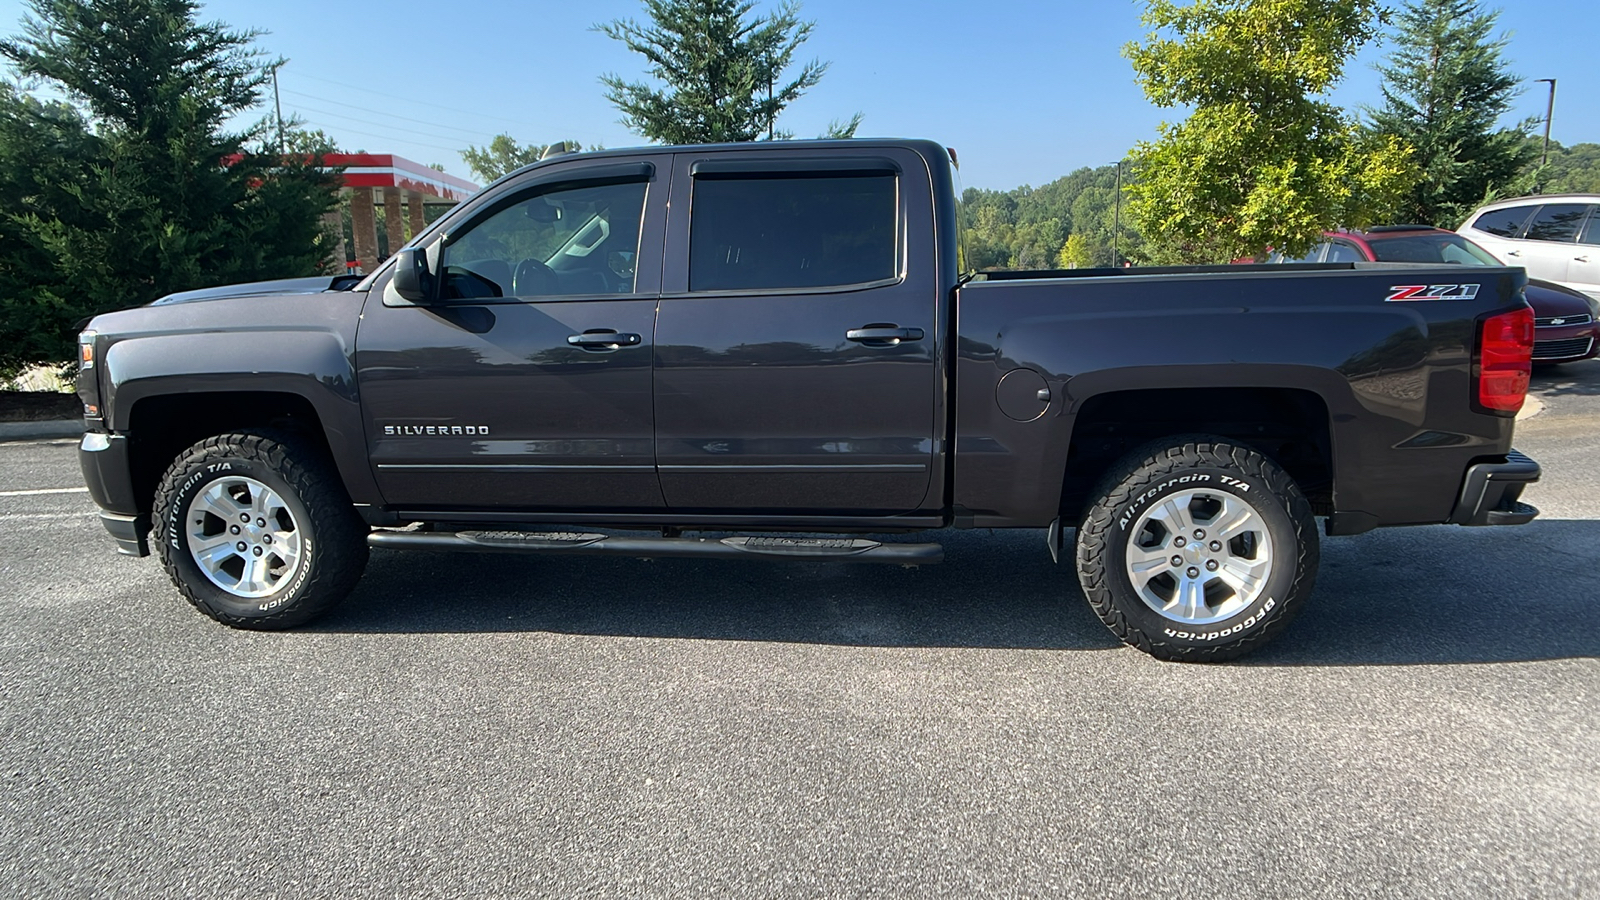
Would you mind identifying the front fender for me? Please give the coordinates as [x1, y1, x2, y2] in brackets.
[91, 290, 381, 507]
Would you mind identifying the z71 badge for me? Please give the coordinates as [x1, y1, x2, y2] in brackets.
[1386, 283, 1481, 302]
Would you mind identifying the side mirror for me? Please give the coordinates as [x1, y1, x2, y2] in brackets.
[391, 247, 433, 302]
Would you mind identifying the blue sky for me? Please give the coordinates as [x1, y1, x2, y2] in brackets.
[0, 0, 1593, 189]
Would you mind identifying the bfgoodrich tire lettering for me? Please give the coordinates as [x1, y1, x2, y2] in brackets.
[152, 431, 368, 629]
[1075, 436, 1319, 662]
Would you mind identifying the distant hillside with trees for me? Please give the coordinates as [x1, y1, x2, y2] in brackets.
[961, 163, 1140, 270]
[1534, 141, 1600, 196]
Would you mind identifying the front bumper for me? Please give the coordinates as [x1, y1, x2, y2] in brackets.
[1532, 322, 1600, 362]
[1449, 449, 1540, 526]
[78, 431, 149, 556]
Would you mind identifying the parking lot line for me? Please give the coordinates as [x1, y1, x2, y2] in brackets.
[0, 487, 89, 497]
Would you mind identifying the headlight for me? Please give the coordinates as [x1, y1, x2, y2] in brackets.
[77, 331, 101, 419]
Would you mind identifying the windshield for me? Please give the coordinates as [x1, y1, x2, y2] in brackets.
[1368, 233, 1501, 266]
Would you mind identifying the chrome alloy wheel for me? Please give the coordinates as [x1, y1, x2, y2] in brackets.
[1123, 488, 1273, 625]
[184, 476, 304, 599]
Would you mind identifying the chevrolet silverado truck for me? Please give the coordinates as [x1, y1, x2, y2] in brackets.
[75, 139, 1543, 661]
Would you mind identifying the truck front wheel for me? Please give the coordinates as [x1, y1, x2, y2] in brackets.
[1075, 436, 1319, 662]
[151, 431, 369, 629]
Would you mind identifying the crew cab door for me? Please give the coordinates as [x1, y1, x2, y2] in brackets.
[355, 156, 669, 511]
[652, 148, 942, 513]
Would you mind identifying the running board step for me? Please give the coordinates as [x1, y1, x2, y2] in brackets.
[367, 530, 944, 564]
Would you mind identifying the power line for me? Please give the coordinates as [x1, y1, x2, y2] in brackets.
[288, 99, 489, 147]
[295, 119, 466, 156]
[289, 71, 539, 133]
[282, 88, 503, 142]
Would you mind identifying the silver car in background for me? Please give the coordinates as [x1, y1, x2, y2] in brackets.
[1458, 194, 1600, 301]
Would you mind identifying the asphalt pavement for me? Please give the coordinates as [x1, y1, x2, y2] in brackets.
[2, 364, 1598, 898]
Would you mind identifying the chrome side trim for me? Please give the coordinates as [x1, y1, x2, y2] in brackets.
[376, 464, 657, 472]
[658, 464, 927, 473]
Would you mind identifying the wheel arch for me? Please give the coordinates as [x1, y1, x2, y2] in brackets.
[1058, 381, 1338, 525]
[124, 389, 375, 516]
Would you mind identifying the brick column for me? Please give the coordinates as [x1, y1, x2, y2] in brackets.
[350, 188, 378, 275]
[408, 193, 425, 240]
[383, 186, 404, 259]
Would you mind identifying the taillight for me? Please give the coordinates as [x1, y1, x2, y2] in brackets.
[1476, 307, 1534, 414]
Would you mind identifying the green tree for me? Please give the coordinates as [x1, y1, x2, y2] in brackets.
[1124, 0, 1416, 263]
[1531, 141, 1600, 194]
[0, 0, 339, 374]
[1058, 233, 1098, 269]
[596, 0, 859, 143]
[1367, 0, 1535, 227]
[460, 134, 585, 183]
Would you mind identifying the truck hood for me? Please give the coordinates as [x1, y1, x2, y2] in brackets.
[149, 276, 355, 307]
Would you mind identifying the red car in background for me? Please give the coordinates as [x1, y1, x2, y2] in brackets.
[1267, 226, 1600, 365]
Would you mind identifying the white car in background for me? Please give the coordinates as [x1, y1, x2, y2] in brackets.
[1458, 195, 1600, 301]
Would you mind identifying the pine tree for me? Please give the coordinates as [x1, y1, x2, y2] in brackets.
[0, 0, 339, 373]
[1367, 0, 1536, 227]
[596, 0, 858, 144]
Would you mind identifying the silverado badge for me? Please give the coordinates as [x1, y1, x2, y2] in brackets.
[383, 425, 490, 436]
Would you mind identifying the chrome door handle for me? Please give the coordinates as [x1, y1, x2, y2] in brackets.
[846, 326, 925, 345]
[567, 330, 642, 350]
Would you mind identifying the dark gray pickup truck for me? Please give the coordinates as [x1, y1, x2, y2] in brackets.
[76, 139, 1543, 661]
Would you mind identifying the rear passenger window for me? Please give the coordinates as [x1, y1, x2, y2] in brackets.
[1472, 205, 1537, 238]
[1324, 242, 1364, 262]
[1523, 204, 1589, 243]
[1581, 207, 1600, 245]
[1271, 243, 1325, 263]
[690, 173, 897, 291]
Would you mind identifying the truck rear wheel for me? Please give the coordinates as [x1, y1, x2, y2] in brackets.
[1075, 436, 1318, 662]
[152, 431, 368, 629]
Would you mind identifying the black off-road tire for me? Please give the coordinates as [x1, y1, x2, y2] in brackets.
[1075, 436, 1319, 662]
[151, 430, 369, 629]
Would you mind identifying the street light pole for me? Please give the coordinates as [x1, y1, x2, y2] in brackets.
[271, 63, 286, 155]
[1113, 160, 1123, 267]
[1535, 78, 1556, 168]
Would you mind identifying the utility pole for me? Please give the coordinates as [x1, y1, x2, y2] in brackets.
[1535, 78, 1556, 168]
[1113, 160, 1123, 267]
[271, 63, 286, 154]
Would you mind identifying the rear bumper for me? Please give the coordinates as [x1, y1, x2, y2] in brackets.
[1449, 449, 1540, 526]
[78, 431, 150, 556]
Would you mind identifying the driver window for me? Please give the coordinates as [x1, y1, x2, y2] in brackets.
[439, 179, 647, 300]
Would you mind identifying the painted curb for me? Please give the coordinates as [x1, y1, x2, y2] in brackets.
[0, 419, 83, 442]
[1515, 395, 1545, 421]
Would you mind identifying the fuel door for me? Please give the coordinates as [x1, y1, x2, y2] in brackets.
[996, 368, 1051, 422]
